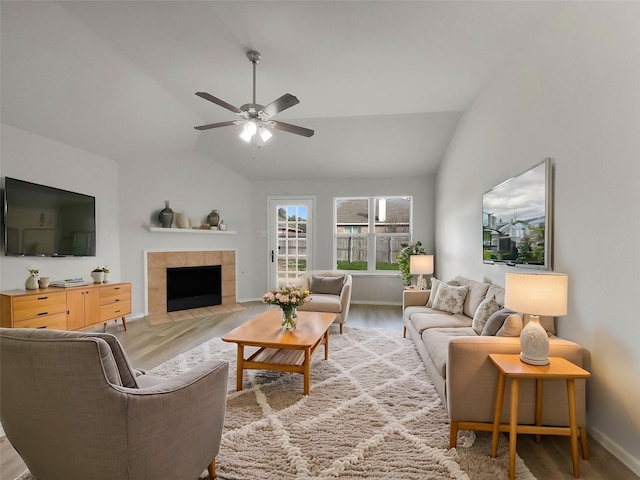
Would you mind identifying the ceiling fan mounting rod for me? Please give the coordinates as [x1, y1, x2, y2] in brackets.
[247, 50, 261, 106]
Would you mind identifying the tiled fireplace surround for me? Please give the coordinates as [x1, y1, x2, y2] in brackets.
[146, 250, 236, 315]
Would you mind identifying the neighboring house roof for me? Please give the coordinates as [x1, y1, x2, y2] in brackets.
[336, 198, 410, 225]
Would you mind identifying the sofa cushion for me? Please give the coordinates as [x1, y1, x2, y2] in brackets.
[422, 327, 477, 378]
[453, 276, 491, 318]
[471, 296, 501, 334]
[298, 293, 342, 314]
[410, 311, 471, 334]
[432, 283, 469, 315]
[309, 274, 344, 295]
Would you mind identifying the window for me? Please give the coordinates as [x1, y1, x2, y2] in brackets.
[334, 196, 412, 271]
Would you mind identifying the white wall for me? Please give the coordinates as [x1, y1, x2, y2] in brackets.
[117, 149, 254, 315]
[0, 124, 120, 290]
[435, 3, 640, 473]
[249, 176, 435, 304]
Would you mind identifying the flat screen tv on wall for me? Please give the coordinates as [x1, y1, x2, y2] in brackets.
[2, 177, 96, 257]
[482, 158, 552, 270]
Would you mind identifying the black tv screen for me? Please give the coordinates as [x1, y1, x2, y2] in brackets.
[3, 177, 96, 257]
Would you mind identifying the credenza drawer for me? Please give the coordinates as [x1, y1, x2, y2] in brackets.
[100, 284, 131, 300]
[14, 312, 68, 330]
[100, 302, 131, 322]
[99, 293, 130, 306]
[12, 292, 67, 322]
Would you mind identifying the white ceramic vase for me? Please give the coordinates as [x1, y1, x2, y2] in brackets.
[176, 212, 190, 229]
[91, 271, 104, 284]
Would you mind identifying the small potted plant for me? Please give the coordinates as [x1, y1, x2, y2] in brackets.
[91, 267, 105, 284]
[102, 266, 110, 284]
[25, 267, 39, 290]
[397, 241, 426, 287]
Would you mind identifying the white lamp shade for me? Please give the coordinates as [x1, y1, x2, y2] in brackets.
[504, 272, 568, 316]
[410, 255, 434, 275]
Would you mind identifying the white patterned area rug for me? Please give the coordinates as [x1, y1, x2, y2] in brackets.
[148, 325, 536, 480]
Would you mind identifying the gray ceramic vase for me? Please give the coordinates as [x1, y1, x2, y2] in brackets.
[159, 200, 174, 228]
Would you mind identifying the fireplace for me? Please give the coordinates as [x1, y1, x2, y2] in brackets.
[146, 250, 236, 316]
[166, 265, 221, 312]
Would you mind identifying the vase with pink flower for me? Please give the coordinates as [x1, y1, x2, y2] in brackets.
[262, 285, 310, 330]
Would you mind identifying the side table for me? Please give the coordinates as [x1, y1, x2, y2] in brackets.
[488, 353, 590, 479]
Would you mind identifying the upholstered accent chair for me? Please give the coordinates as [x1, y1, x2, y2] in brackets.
[297, 270, 353, 334]
[0, 328, 228, 480]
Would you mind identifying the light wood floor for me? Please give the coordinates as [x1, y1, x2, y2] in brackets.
[1, 303, 637, 480]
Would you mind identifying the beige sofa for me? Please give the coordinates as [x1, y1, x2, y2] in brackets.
[297, 270, 352, 334]
[403, 275, 587, 449]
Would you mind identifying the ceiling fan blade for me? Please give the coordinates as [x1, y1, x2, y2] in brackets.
[270, 120, 315, 138]
[194, 120, 238, 131]
[195, 92, 242, 114]
[261, 93, 300, 118]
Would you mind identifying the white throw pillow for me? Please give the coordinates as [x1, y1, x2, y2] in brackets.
[426, 277, 459, 308]
[472, 296, 501, 334]
[431, 283, 469, 315]
[426, 277, 443, 308]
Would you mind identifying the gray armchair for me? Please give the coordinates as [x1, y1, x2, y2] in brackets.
[297, 270, 353, 334]
[0, 328, 228, 480]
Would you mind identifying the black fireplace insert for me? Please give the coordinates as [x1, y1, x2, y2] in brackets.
[166, 265, 222, 312]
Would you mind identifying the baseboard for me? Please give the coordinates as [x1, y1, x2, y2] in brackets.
[589, 426, 640, 476]
[350, 300, 402, 306]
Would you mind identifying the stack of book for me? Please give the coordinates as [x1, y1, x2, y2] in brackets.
[50, 278, 88, 288]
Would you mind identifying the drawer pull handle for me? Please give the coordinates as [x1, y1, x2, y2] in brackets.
[114, 299, 120, 302]
[114, 287, 120, 290]
[114, 310, 121, 313]
[37, 326, 47, 329]
[37, 296, 48, 300]
[37, 312, 49, 316]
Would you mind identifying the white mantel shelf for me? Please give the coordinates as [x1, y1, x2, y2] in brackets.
[147, 227, 236, 235]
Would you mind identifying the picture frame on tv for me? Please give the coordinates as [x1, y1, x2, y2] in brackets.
[482, 158, 553, 270]
[2, 177, 97, 257]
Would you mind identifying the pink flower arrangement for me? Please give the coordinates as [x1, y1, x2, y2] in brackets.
[262, 285, 310, 309]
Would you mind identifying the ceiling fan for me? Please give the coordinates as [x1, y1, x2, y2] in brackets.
[194, 51, 314, 144]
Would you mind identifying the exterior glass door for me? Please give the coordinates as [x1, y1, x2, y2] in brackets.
[268, 197, 313, 290]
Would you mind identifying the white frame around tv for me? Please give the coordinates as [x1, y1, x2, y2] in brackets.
[482, 158, 553, 270]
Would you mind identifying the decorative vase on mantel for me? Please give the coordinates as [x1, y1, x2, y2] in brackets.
[280, 306, 297, 330]
[207, 209, 220, 228]
[158, 200, 174, 228]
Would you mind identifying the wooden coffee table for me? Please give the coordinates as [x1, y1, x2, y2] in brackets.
[221, 310, 336, 395]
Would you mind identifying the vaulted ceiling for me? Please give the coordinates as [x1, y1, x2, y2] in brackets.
[1, 1, 557, 180]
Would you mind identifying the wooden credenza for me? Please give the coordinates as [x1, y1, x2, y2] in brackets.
[0, 282, 131, 331]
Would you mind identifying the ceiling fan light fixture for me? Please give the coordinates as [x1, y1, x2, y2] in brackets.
[259, 126, 273, 142]
[239, 121, 257, 142]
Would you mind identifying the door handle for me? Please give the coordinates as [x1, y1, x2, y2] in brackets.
[271, 250, 274, 262]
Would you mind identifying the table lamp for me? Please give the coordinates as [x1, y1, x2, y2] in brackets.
[410, 255, 434, 290]
[504, 272, 568, 365]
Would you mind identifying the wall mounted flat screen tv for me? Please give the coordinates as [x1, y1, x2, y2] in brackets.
[2, 177, 96, 257]
[482, 158, 552, 270]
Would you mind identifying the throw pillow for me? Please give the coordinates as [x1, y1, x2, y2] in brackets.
[309, 275, 344, 295]
[426, 277, 442, 308]
[496, 313, 523, 337]
[481, 308, 517, 336]
[426, 277, 459, 308]
[431, 283, 469, 315]
[471, 296, 501, 334]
